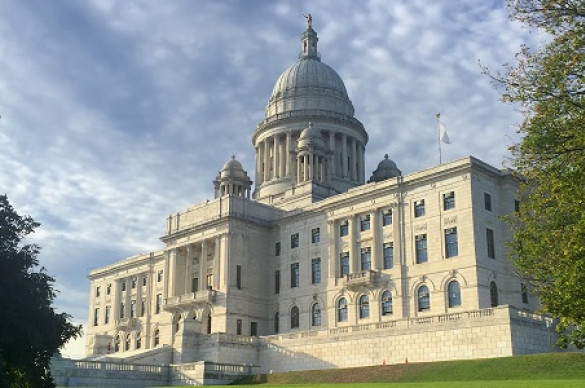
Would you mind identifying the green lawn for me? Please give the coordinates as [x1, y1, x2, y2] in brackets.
[211, 382, 585, 388]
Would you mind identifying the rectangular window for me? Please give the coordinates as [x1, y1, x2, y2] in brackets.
[93, 308, 99, 326]
[105, 306, 110, 324]
[106, 283, 111, 295]
[414, 200, 425, 217]
[121, 281, 126, 292]
[156, 294, 162, 314]
[339, 221, 349, 237]
[140, 299, 146, 317]
[291, 233, 299, 249]
[521, 283, 529, 304]
[130, 300, 136, 318]
[486, 228, 495, 259]
[157, 270, 163, 282]
[275, 270, 280, 294]
[382, 210, 392, 226]
[443, 191, 455, 210]
[383, 242, 394, 269]
[445, 227, 459, 258]
[251, 321, 258, 336]
[236, 265, 242, 289]
[236, 319, 242, 335]
[95, 286, 101, 298]
[142, 276, 147, 287]
[131, 276, 137, 289]
[275, 242, 281, 256]
[311, 228, 320, 243]
[416, 234, 428, 264]
[290, 263, 300, 288]
[340, 252, 350, 277]
[312, 258, 321, 284]
[207, 274, 213, 290]
[360, 247, 371, 270]
[119, 303, 125, 319]
[360, 215, 371, 231]
[192, 277, 199, 292]
[484, 193, 492, 211]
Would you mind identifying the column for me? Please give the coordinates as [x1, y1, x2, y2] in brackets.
[213, 236, 220, 290]
[273, 135, 280, 179]
[254, 145, 260, 187]
[220, 234, 229, 289]
[348, 216, 357, 274]
[285, 132, 292, 176]
[305, 154, 311, 181]
[342, 133, 348, 178]
[351, 138, 357, 182]
[263, 138, 270, 182]
[168, 249, 177, 297]
[371, 210, 380, 271]
[200, 241, 208, 291]
[329, 131, 336, 177]
[328, 221, 337, 280]
[112, 280, 120, 322]
[184, 244, 191, 294]
[357, 142, 364, 184]
[297, 156, 302, 183]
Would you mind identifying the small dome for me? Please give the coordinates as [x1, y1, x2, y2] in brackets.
[219, 155, 249, 181]
[368, 154, 401, 183]
[297, 122, 326, 149]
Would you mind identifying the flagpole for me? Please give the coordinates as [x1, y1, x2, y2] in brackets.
[436, 113, 442, 164]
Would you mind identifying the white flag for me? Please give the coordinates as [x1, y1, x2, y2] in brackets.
[439, 123, 451, 144]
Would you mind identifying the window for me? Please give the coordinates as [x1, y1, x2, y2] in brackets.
[311, 258, 321, 284]
[484, 193, 492, 211]
[115, 335, 120, 352]
[290, 306, 299, 329]
[274, 312, 279, 334]
[414, 200, 425, 217]
[119, 303, 125, 319]
[445, 228, 459, 258]
[291, 233, 299, 248]
[236, 265, 242, 289]
[521, 283, 529, 304]
[382, 210, 392, 226]
[312, 303, 321, 326]
[486, 228, 495, 259]
[105, 306, 110, 324]
[121, 281, 127, 292]
[275, 242, 281, 256]
[360, 215, 371, 231]
[136, 332, 141, 349]
[381, 291, 393, 315]
[206, 274, 213, 290]
[141, 299, 146, 317]
[290, 263, 299, 288]
[339, 221, 349, 237]
[383, 242, 394, 269]
[337, 298, 348, 322]
[154, 329, 160, 346]
[361, 247, 371, 270]
[93, 308, 99, 326]
[448, 281, 461, 308]
[490, 281, 499, 307]
[156, 294, 162, 314]
[106, 283, 111, 295]
[443, 191, 455, 210]
[236, 319, 242, 335]
[312, 228, 320, 243]
[359, 295, 370, 319]
[95, 286, 101, 298]
[157, 270, 163, 282]
[275, 270, 280, 294]
[125, 333, 130, 351]
[418, 285, 430, 311]
[130, 300, 136, 318]
[340, 252, 350, 277]
[192, 277, 199, 293]
[131, 276, 137, 289]
[142, 276, 147, 287]
[415, 234, 428, 264]
[251, 321, 258, 336]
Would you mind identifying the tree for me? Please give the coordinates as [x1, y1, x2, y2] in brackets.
[494, 0, 585, 347]
[0, 195, 82, 387]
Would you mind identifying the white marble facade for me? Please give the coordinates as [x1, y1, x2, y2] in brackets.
[85, 20, 551, 371]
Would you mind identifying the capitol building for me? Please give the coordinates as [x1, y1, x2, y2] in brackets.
[58, 17, 556, 386]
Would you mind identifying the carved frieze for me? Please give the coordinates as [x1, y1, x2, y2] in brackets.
[414, 223, 427, 232]
[444, 216, 458, 225]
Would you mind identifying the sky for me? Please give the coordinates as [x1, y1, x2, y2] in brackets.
[0, 1, 546, 358]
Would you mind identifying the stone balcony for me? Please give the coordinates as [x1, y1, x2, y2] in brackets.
[164, 290, 216, 311]
[115, 317, 139, 331]
[344, 270, 381, 290]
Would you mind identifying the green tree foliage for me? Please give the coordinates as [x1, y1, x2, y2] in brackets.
[497, 0, 585, 347]
[0, 195, 82, 387]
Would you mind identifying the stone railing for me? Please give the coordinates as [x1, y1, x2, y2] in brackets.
[164, 290, 216, 310]
[344, 270, 381, 290]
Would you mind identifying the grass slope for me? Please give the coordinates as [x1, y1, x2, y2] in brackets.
[234, 353, 585, 385]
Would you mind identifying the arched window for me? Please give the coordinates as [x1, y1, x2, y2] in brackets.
[312, 303, 321, 326]
[490, 281, 499, 307]
[154, 329, 160, 346]
[359, 295, 370, 319]
[448, 281, 461, 308]
[290, 306, 299, 329]
[337, 298, 348, 322]
[418, 285, 430, 312]
[136, 331, 141, 349]
[274, 312, 279, 333]
[125, 333, 131, 351]
[381, 291, 393, 315]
